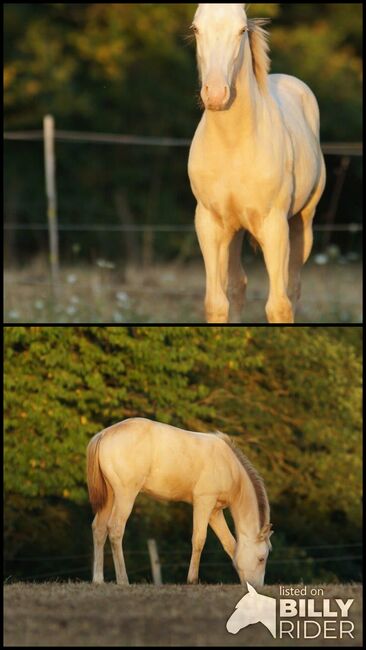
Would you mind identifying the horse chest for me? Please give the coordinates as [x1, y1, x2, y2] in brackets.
[189, 141, 276, 236]
[194, 169, 267, 236]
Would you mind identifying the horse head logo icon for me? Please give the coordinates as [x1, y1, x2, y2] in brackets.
[226, 582, 276, 638]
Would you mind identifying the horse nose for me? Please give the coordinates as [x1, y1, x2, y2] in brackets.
[226, 617, 239, 634]
[201, 82, 230, 110]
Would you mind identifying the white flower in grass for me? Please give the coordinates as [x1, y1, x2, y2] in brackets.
[314, 254, 328, 266]
[116, 291, 129, 305]
[96, 259, 115, 270]
[113, 311, 124, 323]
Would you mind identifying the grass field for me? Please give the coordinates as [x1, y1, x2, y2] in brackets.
[4, 582, 362, 647]
[4, 257, 362, 324]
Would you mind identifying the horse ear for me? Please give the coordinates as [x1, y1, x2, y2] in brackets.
[259, 523, 270, 538]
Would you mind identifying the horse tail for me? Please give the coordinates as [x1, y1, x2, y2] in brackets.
[87, 431, 108, 514]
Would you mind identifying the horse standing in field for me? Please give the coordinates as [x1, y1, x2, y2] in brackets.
[87, 417, 273, 587]
[188, 3, 326, 323]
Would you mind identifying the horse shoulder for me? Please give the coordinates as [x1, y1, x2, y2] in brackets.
[213, 437, 243, 486]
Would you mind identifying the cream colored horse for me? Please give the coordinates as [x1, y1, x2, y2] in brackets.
[188, 3, 326, 323]
[87, 417, 273, 587]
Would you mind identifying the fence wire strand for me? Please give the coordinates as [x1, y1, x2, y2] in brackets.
[5, 555, 362, 581]
[3, 222, 363, 233]
[3, 131, 363, 156]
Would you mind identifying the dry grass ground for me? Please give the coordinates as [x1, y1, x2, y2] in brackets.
[4, 258, 362, 324]
[4, 582, 362, 647]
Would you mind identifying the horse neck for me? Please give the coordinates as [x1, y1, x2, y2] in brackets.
[230, 464, 261, 540]
[204, 38, 264, 145]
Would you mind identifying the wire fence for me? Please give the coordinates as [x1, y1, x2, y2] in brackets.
[7, 557, 362, 581]
[3, 222, 363, 234]
[4, 128, 363, 237]
[3, 130, 363, 155]
[5, 557, 362, 581]
[4, 542, 363, 562]
[4, 543, 362, 581]
[4, 126, 362, 321]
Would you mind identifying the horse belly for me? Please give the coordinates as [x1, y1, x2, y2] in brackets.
[291, 146, 321, 216]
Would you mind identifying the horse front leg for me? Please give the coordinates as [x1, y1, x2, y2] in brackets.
[195, 203, 233, 323]
[209, 509, 236, 560]
[187, 495, 217, 584]
[261, 207, 294, 323]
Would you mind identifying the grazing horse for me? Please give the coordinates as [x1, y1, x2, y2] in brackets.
[87, 417, 273, 586]
[188, 3, 326, 323]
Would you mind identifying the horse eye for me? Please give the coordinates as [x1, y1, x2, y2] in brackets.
[258, 557, 265, 563]
[191, 25, 199, 34]
[239, 27, 247, 35]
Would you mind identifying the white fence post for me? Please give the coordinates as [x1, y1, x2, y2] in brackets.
[147, 538, 162, 586]
[43, 115, 59, 298]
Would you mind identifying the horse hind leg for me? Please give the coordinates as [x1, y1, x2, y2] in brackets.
[288, 163, 326, 315]
[92, 483, 114, 584]
[107, 488, 137, 585]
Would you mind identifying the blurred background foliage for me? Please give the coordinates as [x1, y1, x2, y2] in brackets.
[4, 3, 363, 265]
[4, 326, 362, 584]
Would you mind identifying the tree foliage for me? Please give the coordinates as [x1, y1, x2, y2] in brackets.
[4, 326, 362, 583]
[4, 3, 362, 136]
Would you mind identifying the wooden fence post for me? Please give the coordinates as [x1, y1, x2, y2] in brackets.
[147, 538, 162, 586]
[43, 115, 59, 299]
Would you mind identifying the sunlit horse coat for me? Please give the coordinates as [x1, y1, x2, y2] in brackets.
[87, 417, 273, 587]
[188, 4, 326, 323]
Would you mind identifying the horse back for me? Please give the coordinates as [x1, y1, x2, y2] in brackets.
[97, 418, 241, 504]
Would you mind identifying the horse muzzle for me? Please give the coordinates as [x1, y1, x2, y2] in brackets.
[201, 77, 230, 111]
